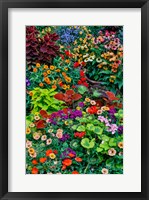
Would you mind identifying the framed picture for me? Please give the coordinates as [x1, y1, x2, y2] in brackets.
[0, 0, 149, 199]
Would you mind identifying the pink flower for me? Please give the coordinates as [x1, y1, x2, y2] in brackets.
[56, 132, 63, 139]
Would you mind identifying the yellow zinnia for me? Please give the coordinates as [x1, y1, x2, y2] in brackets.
[50, 65, 55, 70]
[49, 153, 56, 159]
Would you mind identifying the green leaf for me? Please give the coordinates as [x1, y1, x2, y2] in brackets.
[77, 125, 86, 132]
[109, 138, 117, 147]
[100, 142, 109, 150]
[72, 125, 77, 130]
[81, 138, 95, 149]
[93, 126, 103, 135]
[78, 85, 88, 94]
[86, 124, 95, 131]
[96, 147, 103, 152]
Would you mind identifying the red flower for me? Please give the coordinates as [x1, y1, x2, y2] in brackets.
[62, 159, 72, 166]
[32, 167, 38, 174]
[83, 82, 89, 87]
[74, 62, 80, 68]
[62, 165, 66, 170]
[39, 157, 47, 163]
[53, 150, 58, 154]
[69, 153, 75, 158]
[75, 157, 82, 162]
[72, 171, 79, 174]
[78, 80, 82, 85]
[80, 77, 86, 82]
[46, 149, 53, 156]
[87, 106, 98, 114]
[32, 159, 38, 165]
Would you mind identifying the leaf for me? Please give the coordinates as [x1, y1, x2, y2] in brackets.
[81, 138, 95, 149]
[106, 91, 119, 101]
[54, 93, 64, 101]
[93, 90, 100, 97]
[100, 142, 109, 150]
[36, 120, 46, 129]
[93, 126, 103, 135]
[86, 124, 95, 131]
[66, 90, 74, 95]
[109, 138, 117, 147]
[78, 85, 88, 94]
[77, 125, 86, 132]
[96, 147, 103, 152]
[72, 125, 77, 130]
[72, 93, 82, 101]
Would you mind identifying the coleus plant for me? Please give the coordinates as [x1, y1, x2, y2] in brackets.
[26, 26, 60, 65]
[54, 89, 82, 105]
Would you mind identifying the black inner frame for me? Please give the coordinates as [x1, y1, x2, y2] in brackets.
[0, 0, 149, 199]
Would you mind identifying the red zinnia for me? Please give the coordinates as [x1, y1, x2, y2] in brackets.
[32, 167, 38, 174]
[32, 159, 38, 165]
[46, 149, 53, 156]
[62, 159, 72, 166]
[75, 157, 82, 162]
[74, 62, 80, 68]
[72, 171, 79, 174]
[39, 157, 47, 163]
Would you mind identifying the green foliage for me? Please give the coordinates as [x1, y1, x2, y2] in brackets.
[31, 87, 65, 113]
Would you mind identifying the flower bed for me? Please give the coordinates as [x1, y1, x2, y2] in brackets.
[26, 26, 123, 174]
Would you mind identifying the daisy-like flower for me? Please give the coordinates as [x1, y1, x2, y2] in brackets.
[56, 132, 63, 139]
[49, 153, 56, 159]
[33, 132, 40, 140]
[26, 127, 31, 134]
[30, 152, 37, 158]
[26, 140, 32, 148]
[29, 123, 35, 128]
[48, 129, 53, 133]
[118, 142, 123, 149]
[97, 110, 102, 115]
[85, 98, 90, 102]
[57, 129, 63, 134]
[101, 168, 109, 174]
[46, 138, 52, 145]
[41, 135, 47, 141]
[90, 100, 96, 105]
[108, 148, 116, 156]
[34, 115, 40, 121]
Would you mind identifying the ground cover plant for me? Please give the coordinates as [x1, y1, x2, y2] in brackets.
[26, 26, 123, 174]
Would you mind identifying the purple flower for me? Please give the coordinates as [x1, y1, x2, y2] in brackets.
[107, 124, 118, 134]
[26, 78, 30, 86]
[60, 148, 76, 158]
[78, 102, 84, 108]
[59, 134, 70, 142]
[118, 125, 123, 134]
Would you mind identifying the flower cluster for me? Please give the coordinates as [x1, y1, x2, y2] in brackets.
[26, 26, 123, 174]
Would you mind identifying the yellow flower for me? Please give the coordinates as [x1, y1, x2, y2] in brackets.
[50, 65, 55, 70]
[64, 121, 69, 125]
[85, 98, 90, 102]
[35, 112, 39, 116]
[55, 69, 61, 72]
[36, 63, 40, 67]
[62, 84, 67, 90]
[49, 153, 56, 159]
[65, 77, 71, 83]
[64, 67, 68, 71]
[47, 70, 51, 74]
[29, 123, 35, 128]
[118, 142, 123, 149]
[79, 31, 83, 35]
[28, 148, 35, 154]
[65, 60, 70, 64]
[44, 65, 48, 69]
[76, 107, 81, 110]
[26, 127, 31, 134]
[67, 85, 70, 89]
[79, 38, 83, 41]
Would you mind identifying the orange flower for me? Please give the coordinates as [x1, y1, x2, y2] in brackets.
[69, 153, 75, 158]
[39, 157, 47, 163]
[72, 171, 79, 174]
[46, 149, 53, 156]
[32, 167, 38, 174]
[55, 69, 61, 72]
[62, 165, 66, 170]
[29, 91, 33, 96]
[47, 70, 51, 74]
[62, 72, 67, 76]
[75, 157, 82, 162]
[39, 82, 44, 87]
[33, 68, 37, 72]
[44, 77, 50, 84]
[36, 63, 40, 67]
[52, 85, 57, 90]
[62, 159, 72, 166]
[65, 59, 70, 64]
[44, 65, 48, 69]
[32, 159, 38, 165]
[50, 65, 55, 70]
[43, 72, 48, 77]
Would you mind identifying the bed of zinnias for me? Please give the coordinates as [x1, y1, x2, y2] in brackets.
[26, 26, 123, 174]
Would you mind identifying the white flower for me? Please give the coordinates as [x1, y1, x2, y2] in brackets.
[46, 138, 52, 145]
[41, 135, 47, 141]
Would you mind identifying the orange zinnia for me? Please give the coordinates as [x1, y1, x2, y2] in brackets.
[39, 157, 47, 163]
[62, 159, 72, 166]
[46, 149, 53, 156]
[75, 157, 82, 162]
[69, 153, 75, 158]
[32, 167, 38, 174]
[72, 171, 79, 174]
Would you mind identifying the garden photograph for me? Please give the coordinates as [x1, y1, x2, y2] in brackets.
[26, 25, 123, 174]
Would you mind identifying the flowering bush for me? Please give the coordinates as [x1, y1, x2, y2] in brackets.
[26, 26, 123, 174]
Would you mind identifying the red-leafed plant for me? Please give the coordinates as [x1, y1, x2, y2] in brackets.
[54, 90, 82, 105]
[26, 26, 60, 65]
